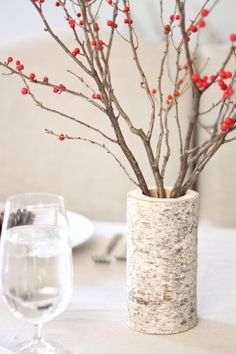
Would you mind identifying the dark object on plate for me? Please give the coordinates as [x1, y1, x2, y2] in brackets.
[0, 209, 35, 237]
[0, 211, 3, 236]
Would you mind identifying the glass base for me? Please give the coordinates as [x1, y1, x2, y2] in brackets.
[17, 338, 69, 354]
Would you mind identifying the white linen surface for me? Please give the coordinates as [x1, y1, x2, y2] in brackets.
[0, 221, 235, 354]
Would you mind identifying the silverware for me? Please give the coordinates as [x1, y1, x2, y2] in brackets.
[115, 243, 127, 261]
[92, 234, 122, 263]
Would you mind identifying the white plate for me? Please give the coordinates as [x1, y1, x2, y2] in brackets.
[67, 211, 94, 248]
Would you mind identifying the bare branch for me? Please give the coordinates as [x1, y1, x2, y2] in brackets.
[45, 129, 139, 188]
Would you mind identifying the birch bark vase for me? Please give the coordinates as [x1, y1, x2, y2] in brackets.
[127, 188, 199, 334]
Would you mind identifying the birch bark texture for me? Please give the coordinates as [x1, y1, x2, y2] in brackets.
[127, 188, 199, 334]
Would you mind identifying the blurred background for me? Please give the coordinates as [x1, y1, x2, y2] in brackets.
[0, 0, 235, 226]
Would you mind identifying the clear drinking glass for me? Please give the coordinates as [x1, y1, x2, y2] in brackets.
[0, 193, 73, 354]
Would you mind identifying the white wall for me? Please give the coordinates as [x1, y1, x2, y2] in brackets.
[0, 0, 235, 45]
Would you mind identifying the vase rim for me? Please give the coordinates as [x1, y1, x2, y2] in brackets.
[127, 187, 199, 203]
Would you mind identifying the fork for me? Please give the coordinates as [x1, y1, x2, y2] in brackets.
[115, 243, 127, 261]
[92, 233, 122, 263]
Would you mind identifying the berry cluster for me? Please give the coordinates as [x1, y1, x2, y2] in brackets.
[92, 93, 102, 100]
[107, 20, 118, 29]
[221, 117, 235, 132]
[165, 91, 180, 105]
[91, 39, 104, 51]
[164, 13, 180, 33]
[72, 47, 80, 57]
[124, 18, 133, 25]
[169, 14, 180, 21]
[68, 19, 75, 29]
[53, 84, 66, 94]
[191, 70, 234, 98]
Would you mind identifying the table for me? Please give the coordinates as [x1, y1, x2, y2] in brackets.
[0, 221, 236, 354]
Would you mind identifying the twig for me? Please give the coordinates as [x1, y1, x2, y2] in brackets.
[45, 129, 139, 187]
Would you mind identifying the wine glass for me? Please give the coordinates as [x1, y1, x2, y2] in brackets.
[0, 193, 73, 354]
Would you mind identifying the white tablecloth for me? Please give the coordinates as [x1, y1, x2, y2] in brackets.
[0, 221, 235, 354]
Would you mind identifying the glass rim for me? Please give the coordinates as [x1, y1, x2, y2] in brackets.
[6, 192, 65, 208]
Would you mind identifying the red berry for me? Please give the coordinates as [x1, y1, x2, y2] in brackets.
[124, 18, 133, 25]
[59, 84, 66, 89]
[21, 87, 28, 95]
[79, 20, 84, 26]
[114, 23, 118, 28]
[55, 1, 60, 6]
[192, 74, 200, 82]
[189, 24, 198, 33]
[202, 76, 208, 81]
[96, 93, 101, 100]
[77, 12, 81, 17]
[167, 94, 173, 100]
[7, 57, 13, 63]
[220, 123, 228, 132]
[165, 24, 171, 31]
[224, 117, 234, 126]
[40, 0, 45, 3]
[219, 70, 227, 79]
[92, 93, 96, 99]
[229, 33, 236, 42]
[151, 88, 157, 94]
[91, 39, 97, 46]
[59, 134, 65, 141]
[210, 75, 216, 82]
[169, 15, 175, 21]
[107, 20, 113, 27]
[124, 6, 129, 13]
[178, 79, 184, 85]
[68, 20, 75, 29]
[107, 0, 112, 4]
[198, 20, 205, 28]
[43, 76, 49, 82]
[53, 87, 59, 93]
[223, 87, 234, 98]
[16, 60, 20, 65]
[72, 47, 80, 56]
[175, 90, 180, 97]
[175, 14, 180, 20]
[196, 81, 203, 89]
[29, 73, 35, 80]
[226, 71, 232, 78]
[218, 81, 228, 91]
[202, 81, 209, 88]
[18, 64, 24, 71]
[201, 9, 209, 17]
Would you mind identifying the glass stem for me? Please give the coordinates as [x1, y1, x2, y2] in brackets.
[33, 323, 42, 343]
